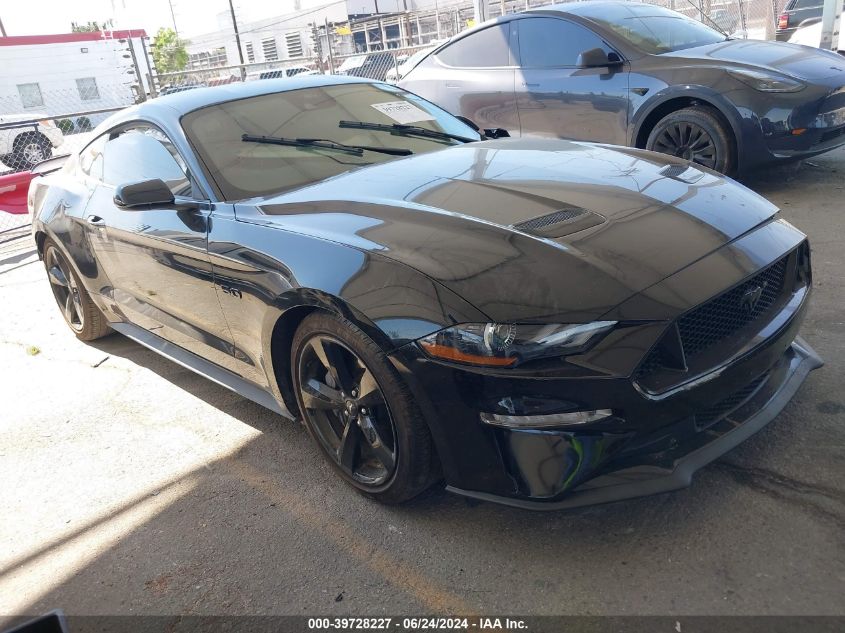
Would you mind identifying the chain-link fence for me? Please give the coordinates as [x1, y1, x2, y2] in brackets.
[0, 82, 137, 175]
[0, 0, 799, 181]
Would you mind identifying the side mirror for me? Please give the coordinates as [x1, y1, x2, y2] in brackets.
[483, 128, 511, 139]
[577, 48, 623, 68]
[114, 179, 174, 208]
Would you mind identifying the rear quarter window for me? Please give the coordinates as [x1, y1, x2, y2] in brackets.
[436, 24, 512, 67]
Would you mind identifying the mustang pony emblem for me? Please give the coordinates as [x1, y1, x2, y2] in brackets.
[741, 284, 766, 313]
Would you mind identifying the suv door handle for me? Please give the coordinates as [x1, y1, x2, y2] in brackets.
[86, 215, 106, 226]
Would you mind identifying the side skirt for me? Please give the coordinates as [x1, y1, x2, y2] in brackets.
[110, 322, 293, 420]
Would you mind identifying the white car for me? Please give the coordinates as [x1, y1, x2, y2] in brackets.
[788, 18, 845, 54]
[385, 43, 444, 83]
[0, 114, 64, 171]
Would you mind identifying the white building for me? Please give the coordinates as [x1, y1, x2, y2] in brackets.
[186, 0, 349, 69]
[0, 30, 151, 128]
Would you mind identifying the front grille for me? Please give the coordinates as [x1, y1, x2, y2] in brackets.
[636, 252, 793, 382]
[694, 372, 769, 430]
[678, 256, 787, 359]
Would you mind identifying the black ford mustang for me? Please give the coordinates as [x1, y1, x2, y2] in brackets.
[29, 76, 821, 509]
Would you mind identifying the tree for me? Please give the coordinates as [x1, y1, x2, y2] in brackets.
[152, 27, 189, 74]
[71, 19, 114, 32]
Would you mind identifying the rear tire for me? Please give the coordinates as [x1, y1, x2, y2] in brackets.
[43, 239, 111, 341]
[646, 106, 736, 175]
[291, 311, 437, 504]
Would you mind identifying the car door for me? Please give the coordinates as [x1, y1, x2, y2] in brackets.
[82, 125, 238, 370]
[426, 22, 521, 135]
[513, 16, 630, 145]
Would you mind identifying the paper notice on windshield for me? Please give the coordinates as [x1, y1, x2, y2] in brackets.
[371, 101, 436, 124]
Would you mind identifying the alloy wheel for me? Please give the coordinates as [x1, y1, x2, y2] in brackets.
[297, 334, 398, 487]
[45, 247, 84, 332]
[652, 121, 717, 169]
[22, 142, 46, 165]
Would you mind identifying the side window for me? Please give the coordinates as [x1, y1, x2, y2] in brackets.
[79, 135, 107, 181]
[436, 24, 512, 67]
[518, 18, 612, 67]
[101, 127, 193, 197]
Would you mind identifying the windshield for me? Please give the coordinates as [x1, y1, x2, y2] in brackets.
[571, 3, 727, 54]
[181, 82, 480, 201]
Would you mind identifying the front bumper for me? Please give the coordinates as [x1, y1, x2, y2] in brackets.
[446, 337, 821, 510]
[389, 224, 819, 509]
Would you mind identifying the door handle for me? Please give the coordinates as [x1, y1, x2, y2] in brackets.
[522, 82, 540, 88]
[86, 215, 106, 226]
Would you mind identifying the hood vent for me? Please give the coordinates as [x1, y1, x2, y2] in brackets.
[513, 206, 605, 238]
[659, 163, 704, 184]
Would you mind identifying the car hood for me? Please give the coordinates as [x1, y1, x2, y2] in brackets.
[239, 138, 778, 322]
[666, 38, 845, 80]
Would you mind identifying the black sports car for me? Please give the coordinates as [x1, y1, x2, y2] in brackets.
[29, 76, 822, 509]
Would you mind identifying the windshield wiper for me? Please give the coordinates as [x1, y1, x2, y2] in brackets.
[339, 120, 477, 144]
[241, 134, 412, 157]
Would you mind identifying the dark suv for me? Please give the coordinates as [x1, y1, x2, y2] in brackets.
[776, 0, 830, 41]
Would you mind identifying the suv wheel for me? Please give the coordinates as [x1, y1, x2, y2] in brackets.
[646, 106, 736, 175]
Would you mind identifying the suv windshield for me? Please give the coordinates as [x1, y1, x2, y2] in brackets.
[570, 3, 727, 54]
[181, 82, 480, 200]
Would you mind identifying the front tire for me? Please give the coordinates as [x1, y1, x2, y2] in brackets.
[646, 106, 735, 175]
[43, 239, 110, 341]
[291, 311, 437, 504]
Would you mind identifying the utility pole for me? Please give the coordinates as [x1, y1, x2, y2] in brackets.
[167, 0, 179, 37]
[125, 36, 146, 101]
[324, 17, 336, 74]
[140, 37, 157, 98]
[228, 0, 246, 79]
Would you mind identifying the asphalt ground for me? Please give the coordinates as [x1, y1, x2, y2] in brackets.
[0, 149, 843, 621]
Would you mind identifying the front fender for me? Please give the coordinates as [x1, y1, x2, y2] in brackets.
[630, 84, 751, 166]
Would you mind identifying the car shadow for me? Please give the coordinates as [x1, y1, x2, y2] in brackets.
[5, 328, 836, 619]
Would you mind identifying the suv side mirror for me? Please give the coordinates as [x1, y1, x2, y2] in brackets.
[483, 128, 511, 139]
[114, 178, 174, 208]
[577, 48, 623, 68]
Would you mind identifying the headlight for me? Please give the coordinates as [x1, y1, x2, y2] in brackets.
[727, 69, 804, 92]
[418, 321, 617, 368]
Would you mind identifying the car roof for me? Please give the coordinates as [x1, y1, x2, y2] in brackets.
[111, 75, 375, 123]
[527, 1, 644, 16]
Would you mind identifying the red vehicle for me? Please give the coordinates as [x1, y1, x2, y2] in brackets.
[0, 170, 36, 215]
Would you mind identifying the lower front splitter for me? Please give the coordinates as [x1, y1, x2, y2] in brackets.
[446, 336, 823, 511]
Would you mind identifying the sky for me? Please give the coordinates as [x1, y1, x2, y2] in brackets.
[0, 0, 294, 39]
